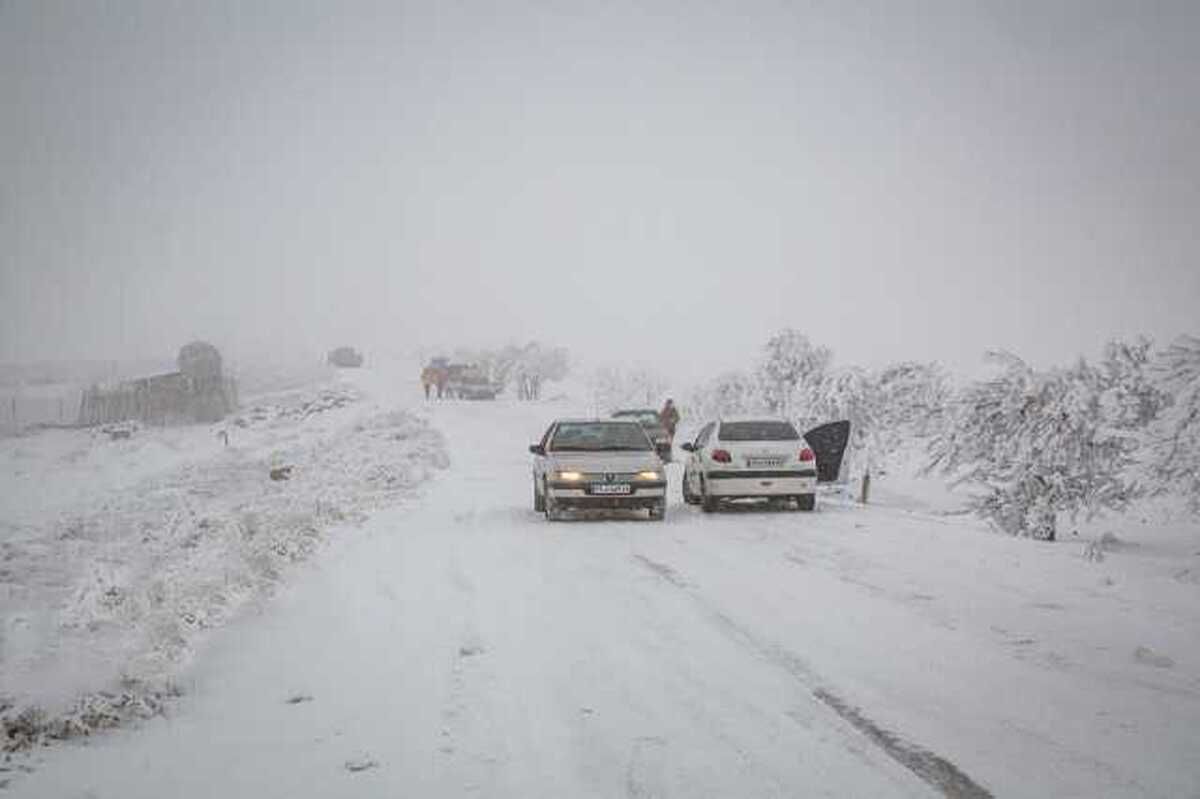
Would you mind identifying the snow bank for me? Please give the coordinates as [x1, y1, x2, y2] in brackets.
[0, 377, 446, 750]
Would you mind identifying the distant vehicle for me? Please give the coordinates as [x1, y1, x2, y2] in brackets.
[530, 419, 667, 521]
[327, 346, 364, 368]
[611, 408, 673, 462]
[444, 363, 501, 400]
[680, 418, 850, 512]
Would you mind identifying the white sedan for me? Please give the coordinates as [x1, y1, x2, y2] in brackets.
[681, 418, 844, 512]
[530, 419, 667, 521]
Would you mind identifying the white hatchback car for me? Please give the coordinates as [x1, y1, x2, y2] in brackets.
[530, 419, 667, 521]
[681, 418, 845, 512]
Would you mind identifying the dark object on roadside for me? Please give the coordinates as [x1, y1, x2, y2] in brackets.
[79, 341, 237, 427]
[804, 420, 851, 483]
[344, 757, 379, 773]
[612, 408, 673, 462]
[327, 347, 364, 368]
[270, 465, 294, 481]
[101, 422, 138, 441]
[178, 341, 223, 383]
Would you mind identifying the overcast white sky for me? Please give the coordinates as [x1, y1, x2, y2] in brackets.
[2, 0, 1198, 380]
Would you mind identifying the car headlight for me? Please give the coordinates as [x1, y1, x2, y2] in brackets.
[636, 471, 664, 481]
[554, 471, 585, 481]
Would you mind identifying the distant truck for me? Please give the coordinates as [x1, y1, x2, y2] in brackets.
[444, 363, 501, 400]
[328, 346, 364, 368]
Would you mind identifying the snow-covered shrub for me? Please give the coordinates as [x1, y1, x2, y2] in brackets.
[1098, 337, 1167, 432]
[1143, 335, 1200, 509]
[873, 361, 951, 443]
[926, 352, 1137, 540]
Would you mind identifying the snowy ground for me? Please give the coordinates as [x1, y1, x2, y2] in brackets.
[0, 368, 446, 749]
[4, 366, 1200, 797]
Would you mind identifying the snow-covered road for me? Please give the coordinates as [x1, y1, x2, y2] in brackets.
[12, 373, 1200, 798]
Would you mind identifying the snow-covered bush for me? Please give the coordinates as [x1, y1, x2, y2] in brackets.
[1143, 335, 1200, 509]
[926, 352, 1138, 540]
[873, 361, 952, 443]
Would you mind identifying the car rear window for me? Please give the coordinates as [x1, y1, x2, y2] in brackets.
[550, 422, 654, 451]
[718, 421, 800, 441]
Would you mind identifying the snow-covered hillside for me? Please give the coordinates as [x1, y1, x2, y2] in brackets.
[4, 367, 1198, 797]
[1, 368, 447, 748]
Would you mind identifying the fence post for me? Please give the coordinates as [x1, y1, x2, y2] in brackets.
[860, 469, 871, 504]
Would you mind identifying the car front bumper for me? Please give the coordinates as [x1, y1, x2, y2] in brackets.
[548, 482, 666, 509]
[706, 470, 816, 498]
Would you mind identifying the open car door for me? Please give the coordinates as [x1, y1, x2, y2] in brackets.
[803, 420, 850, 483]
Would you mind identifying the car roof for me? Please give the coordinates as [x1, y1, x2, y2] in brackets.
[552, 418, 643, 425]
[709, 415, 796, 425]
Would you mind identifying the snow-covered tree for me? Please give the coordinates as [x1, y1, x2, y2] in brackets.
[757, 330, 831, 417]
[1097, 336, 1166, 432]
[873, 361, 951, 442]
[684, 370, 764, 421]
[1143, 335, 1200, 509]
[805, 366, 879, 478]
[514, 342, 569, 400]
[926, 352, 1137, 540]
[588, 365, 669, 412]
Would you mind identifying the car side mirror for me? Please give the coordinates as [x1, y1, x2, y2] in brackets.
[680, 442, 695, 453]
[529, 444, 545, 456]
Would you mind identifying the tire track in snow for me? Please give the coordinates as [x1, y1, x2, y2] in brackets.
[631, 553, 994, 799]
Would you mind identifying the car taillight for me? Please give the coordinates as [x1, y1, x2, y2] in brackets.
[799, 448, 815, 462]
[711, 449, 732, 463]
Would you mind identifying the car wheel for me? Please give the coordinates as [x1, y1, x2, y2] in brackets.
[700, 478, 718, 513]
[796, 494, 816, 512]
[648, 499, 666, 521]
[534, 479, 545, 513]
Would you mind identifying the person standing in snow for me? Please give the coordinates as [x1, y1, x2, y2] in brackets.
[659, 398, 680, 442]
[421, 365, 436, 399]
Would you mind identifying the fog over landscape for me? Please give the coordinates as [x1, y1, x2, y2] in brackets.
[4, 1, 1198, 376]
[3, 3, 1200, 798]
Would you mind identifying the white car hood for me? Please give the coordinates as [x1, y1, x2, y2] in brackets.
[547, 451, 661, 474]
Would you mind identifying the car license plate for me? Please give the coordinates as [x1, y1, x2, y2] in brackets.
[746, 457, 784, 468]
[590, 483, 632, 495]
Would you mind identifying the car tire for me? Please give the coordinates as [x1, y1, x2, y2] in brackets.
[796, 494, 816, 512]
[700, 478, 718, 513]
[648, 500, 666, 521]
[534, 479, 545, 513]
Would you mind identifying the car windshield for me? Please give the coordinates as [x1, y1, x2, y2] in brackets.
[718, 421, 800, 441]
[550, 422, 653, 451]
